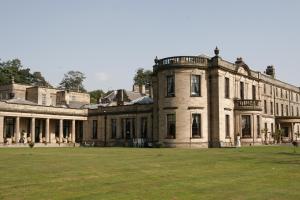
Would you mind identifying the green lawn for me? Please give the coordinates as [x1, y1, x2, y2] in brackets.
[0, 146, 299, 200]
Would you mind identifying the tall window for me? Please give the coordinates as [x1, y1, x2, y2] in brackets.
[264, 84, 266, 94]
[286, 105, 289, 116]
[286, 91, 288, 99]
[292, 106, 294, 116]
[276, 103, 279, 115]
[167, 114, 176, 139]
[42, 94, 46, 105]
[5, 117, 15, 138]
[270, 101, 273, 115]
[240, 82, 244, 99]
[225, 77, 230, 98]
[252, 85, 256, 100]
[92, 120, 97, 139]
[241, 115, 251, 138]
[191, 75, 201, 96]
[140, 117, 148, 138]
[297, 107, 299, 116]
[270, 85, 272, 95]
[281, 89, 283, 98]
[225, 115, 230, 138]
[264, 100, 267, 114]
[276, 88, 278, 97]
[166, 75, 175, 97]
[192, 114, 201, 138]
[281, 104, 284, 116]
[257, 116, 260, 137]
[271, 123, 274, 136]
[111, 119, 117, 139]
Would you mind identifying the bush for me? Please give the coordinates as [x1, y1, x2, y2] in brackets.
[28, 142, 34, 148]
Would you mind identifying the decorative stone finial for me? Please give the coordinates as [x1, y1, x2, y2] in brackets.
[214, 47, 219, 56]
[154, 56, 159, 64]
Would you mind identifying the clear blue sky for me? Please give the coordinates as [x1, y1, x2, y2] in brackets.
[0, 0, 299, 91]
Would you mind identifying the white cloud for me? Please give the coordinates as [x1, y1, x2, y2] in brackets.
[95, 72, 109, 81]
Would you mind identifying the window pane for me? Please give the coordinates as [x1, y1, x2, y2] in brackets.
[225, 77, 230, 98]
[241, 115, 251, 138]
[191, 75, 200, 96]
[167, 114, 176, 138]
[167, 75, 175, 97]
[225, 115, 230, 137]
[111, 119, 117, 139]
[192, 114, 201, 137]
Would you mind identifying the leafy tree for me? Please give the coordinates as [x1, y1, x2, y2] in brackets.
[89, 89, 105, 104]
[59, 71, 86, 92]
[0, 58, 51, 87]
[133, 68, 153, 89]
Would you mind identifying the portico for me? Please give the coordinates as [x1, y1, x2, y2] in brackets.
[0, 101, 87, 145]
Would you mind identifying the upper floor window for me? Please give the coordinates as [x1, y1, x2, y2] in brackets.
[264, 100, 267, 114]
[166, 75, 175, 97]
[286, 91, 288, 99]
[252, 85, 256, 100]
[276, 103, 279, 115]
[225, 77, 230, 99]
[270, 101, 273, 115]
[191, 75, 201, 97]
[276, 88, 278, 97]
[286, 105, 289, 116]
[270, 85, 272, 95]
[297, 107, 299, 116]
[240, 82, 244, 99]
[264, 84, 266, 94]
[42, 94, 46, 105]
[192, 114, 201, 138]
[281, 104, 284, 116]
[281, 89, 283, 98]
[167, 114, 176, 139]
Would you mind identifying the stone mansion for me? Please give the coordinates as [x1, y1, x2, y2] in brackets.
[1, 48, 300, 148]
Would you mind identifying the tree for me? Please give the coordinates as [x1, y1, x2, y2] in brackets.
[0, 58, 51, 87]
[59, 71, 86, 92]
[89, 89, 105, 104]
[133, 68, 153, 89]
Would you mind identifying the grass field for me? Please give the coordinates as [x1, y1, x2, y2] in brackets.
[0, 146, 299, 200]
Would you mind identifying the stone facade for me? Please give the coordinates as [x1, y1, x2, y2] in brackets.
[1, 48, 300, 147]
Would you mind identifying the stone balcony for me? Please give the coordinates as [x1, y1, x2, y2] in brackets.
[234, 99, 262, 111]
[153, 56, 208, 71]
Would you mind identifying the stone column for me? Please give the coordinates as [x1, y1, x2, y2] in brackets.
[15, 117, 20, 143]
[0, 116, 4, 143]
[59, 119, 63, 143]
[39, 120, 43, 143]
[31, 118, 35, 143]
[72, 119, 76, 143]
[45, 118, 50, 143]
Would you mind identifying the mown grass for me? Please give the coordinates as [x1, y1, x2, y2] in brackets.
[0, 146, 299, 200]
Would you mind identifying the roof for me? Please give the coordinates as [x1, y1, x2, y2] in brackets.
[4, 98, 37, 105]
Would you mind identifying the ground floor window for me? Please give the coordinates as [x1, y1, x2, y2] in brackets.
[111, 119, 117, 139]
[282, 127, 289, 137]
[122, 118, 136, 139]
[167, 114, 176, 139]
[192, 114, 201, 138]
[5, 117, 15, 138]
[92, 120, 97, 139]
[225, 115, 230, 138]
[140, 117, 148, 138]
[241, 115, 251, 138]
[257, 116, 260, 138]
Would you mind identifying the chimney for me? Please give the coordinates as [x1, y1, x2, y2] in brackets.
[133, 84, 139, 93]
[265, 65, 275, 78]
[117, 89, 124, 106]
[139, 85, 146, 95]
